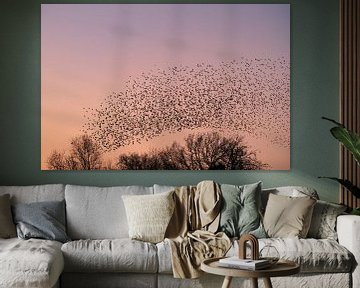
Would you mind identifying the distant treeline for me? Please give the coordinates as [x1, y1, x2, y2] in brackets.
[47, 132, 267, 170]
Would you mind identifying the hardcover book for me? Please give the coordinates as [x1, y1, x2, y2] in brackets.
[218, 257, 271, 270]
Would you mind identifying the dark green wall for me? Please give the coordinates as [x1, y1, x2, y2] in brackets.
[0, 0, 340, 202]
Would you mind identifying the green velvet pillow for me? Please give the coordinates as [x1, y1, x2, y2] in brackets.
[218, 182, 266, 238]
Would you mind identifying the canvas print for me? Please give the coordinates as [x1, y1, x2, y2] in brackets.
[41, 4, 290, 170]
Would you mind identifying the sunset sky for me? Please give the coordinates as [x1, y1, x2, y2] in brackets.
[41, 4, 290, 170]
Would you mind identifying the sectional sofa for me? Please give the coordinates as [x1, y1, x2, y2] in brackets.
[0, 183, 359, 288]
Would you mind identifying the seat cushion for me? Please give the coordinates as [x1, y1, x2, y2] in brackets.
[62, 239, 158, 273]
[229, 238, 354, 273]
[157, 238, 353, 274]
[0, 238, 64, 288]
[61, 273, 157, 288]
[65, 185, 153, 239]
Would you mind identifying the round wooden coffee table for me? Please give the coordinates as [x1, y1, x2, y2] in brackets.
[201, 257, 300, 288]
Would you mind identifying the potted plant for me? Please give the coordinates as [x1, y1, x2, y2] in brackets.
[320, 117, 360, 215]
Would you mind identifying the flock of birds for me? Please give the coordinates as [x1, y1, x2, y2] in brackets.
[82, 58, 290, 152]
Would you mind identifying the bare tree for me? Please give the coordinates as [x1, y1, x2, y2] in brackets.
[47, 135, 102, 170]
[70, 135, 102, 170]
[117, 132, 267, 170]
[47, 151, 67, 170]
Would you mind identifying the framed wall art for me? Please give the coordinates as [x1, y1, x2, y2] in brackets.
[41, 4, 290, 170]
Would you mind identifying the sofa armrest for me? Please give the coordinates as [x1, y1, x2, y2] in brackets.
[337, 215, 360, 288]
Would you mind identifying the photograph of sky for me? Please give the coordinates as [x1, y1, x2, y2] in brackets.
[41, 4, 290, 170]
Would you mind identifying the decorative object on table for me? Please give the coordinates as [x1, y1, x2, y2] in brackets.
[238, 234, 259, 260]
[259, 245, 280, 265]
[218, 234, 272, 271]
[320, 117, 360, 211]
[41, 4, 290, 170]
[237, 234, 279, 267]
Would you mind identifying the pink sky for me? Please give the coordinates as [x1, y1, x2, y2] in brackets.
[41, 4, 290, 170]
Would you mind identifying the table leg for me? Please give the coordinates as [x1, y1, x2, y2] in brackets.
[251, 278, 258, 288]
[221, 276, 233, 288]
[263, 277, 273, 288]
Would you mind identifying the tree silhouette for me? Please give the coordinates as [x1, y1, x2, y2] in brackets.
[47, 135, 103, 170]
[47, 151, 68, 170]
[117, 132, 267, 170]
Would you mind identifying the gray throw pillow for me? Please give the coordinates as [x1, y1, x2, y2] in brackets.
[307, 200, 347, 240]
[0, 194, 16, 238]
[218, 182, 266, 238]
[12, 200, 70, 243]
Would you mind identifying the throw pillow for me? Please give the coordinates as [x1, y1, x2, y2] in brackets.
[307, 200, 347, 240]
[218, 182, 266, 238]
[0, 194, 16, 238]
[122, 191, 175, 243]
[263, 193, 316, 238]
[12, 200, 70, 243]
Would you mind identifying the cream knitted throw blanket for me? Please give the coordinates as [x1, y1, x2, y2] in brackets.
[165, 181, 231, 279]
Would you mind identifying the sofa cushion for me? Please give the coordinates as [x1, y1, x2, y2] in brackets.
[122, 191, 175, 243]
[65, 185, 153, 239]
[0, 194, 16, 238]
[307, 200, 347, 240]
[61, 239, 158, 273]
[12, 200, 70, 243]
[157, 237, 353, 274]
[218, 182, 266, 238]
[0, 184, 65, 204]
[261, 186, 319, 213]
[61, 273, 157, 288]
[263, 194, 316, 238]
[260, 238, 353, 273]
[0, 238, 64, 288]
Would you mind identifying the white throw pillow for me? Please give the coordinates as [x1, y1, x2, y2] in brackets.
[122, 191, 175, 243]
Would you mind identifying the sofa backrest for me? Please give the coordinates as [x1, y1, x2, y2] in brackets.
[0, 184, 65, 204]
[65, 184, 153, 240]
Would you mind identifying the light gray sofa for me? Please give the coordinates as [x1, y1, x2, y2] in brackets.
[0, 184, 359, 288]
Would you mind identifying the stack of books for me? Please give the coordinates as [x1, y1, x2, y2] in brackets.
[218, 257, 271, 270]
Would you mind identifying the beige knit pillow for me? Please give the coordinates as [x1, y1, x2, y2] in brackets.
[122, 191, 175, 243]
[263, 193, 316, 238]
[0, 194, 16, 238]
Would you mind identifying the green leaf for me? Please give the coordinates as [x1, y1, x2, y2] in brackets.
[330, 126, 360, 165]
[322, 117, 360, 165]
[321, 116, 344, 127]
[351, 208, 360, 215]
[319, 177, 360, 199]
